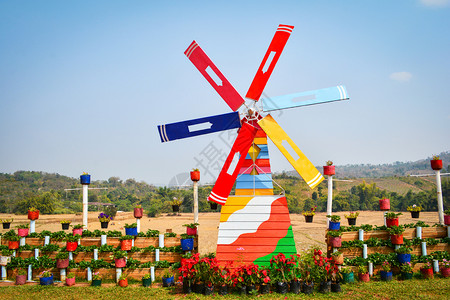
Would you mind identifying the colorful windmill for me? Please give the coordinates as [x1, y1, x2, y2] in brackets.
[158, 24, 349, 266]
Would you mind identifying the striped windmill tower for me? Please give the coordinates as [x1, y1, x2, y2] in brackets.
[158, 24, 349, 267]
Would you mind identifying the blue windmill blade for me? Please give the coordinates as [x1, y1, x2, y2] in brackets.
[157, 111, 241, 143]
[261, 85, 349, 112]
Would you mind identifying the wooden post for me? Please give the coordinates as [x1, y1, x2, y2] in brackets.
[435, 170, 444, 225]
[193, 181, 199, 224]
[82, 184, 89, 229]
[326, 175, 333, 226]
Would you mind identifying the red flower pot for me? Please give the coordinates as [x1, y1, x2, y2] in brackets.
[118, 279, 128, 287]
[420, 268, 433, 279]
[358, 273, 370, 282]
[115, 258, 127, 268]
[28, 210, 39, 220]
[8, 241, 19, 250]
[56, 258, 69, 269]
[66, 241, 78, 252]
[386, 218, 399, 228]
[430, 159, 443, 171]
[379, 198, 390, 211]
[16, 275, 27, 285]
[441, 267, 450, 278]
[66, 277, 76, 286]
[134, 208, 143, 218]
[323, 165, 335, 176]
[73, 228, 83, 236]
[18, 228, 29, 237]
[190, 171, 200, 181]
[186, 227, 197, 236]
[121, 239, 132, 251]
[328, 236, 342, 248]
[390, 234, 404, 245]
[444, 215, 450, 226]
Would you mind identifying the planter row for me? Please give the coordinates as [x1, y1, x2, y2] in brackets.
[340, 243, 450, 258]
[340, 227, 447, 242]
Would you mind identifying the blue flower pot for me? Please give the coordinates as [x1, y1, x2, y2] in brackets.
[181, 238, 194, 251]
[125, 227, 138, 236]
[40, 274, 54, 286]
[80, 174, 91, 185]
[162, 275, 174, 287]
[397, 254, 411, 264]
[329, 221, 340, 230]
[380, 271, 393, 281]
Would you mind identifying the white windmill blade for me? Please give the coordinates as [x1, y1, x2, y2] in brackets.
[262, 85, 349, 112]
[257, 114, 324, 189]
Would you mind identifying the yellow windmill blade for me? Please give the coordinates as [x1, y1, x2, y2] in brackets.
[257, 114, 324, 189]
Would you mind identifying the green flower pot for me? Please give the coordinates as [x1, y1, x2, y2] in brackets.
[401, 272, 413, 280]
[142, 277, 152, 287]
[91, 279, 102, 286]
[343, 272, 354, 283]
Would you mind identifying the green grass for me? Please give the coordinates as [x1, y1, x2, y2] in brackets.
[1, 278, 449, 300]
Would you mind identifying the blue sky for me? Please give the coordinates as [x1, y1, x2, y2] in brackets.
[0, 0, 449, 186]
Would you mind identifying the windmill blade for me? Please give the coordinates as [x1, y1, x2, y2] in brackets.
[257, 114, 324, 189]
[245, 24, 294, 101]
[262, 85, 349, 112]
[208, 122, 258, 205]
[157, 111, 241, 143]
[185, 41, 245, 111]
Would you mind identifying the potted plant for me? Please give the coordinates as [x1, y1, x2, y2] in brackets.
[327, 230, 343, 248]
[16, 268, 27, 285]
[180, 234, 195, 251]
[39, 270, 53, 286]
[208, 200, 218, 210]
[65, 234, 80, 252]
[66, 272, 76, 286]
[358, 265, 369, 282]
[112, 250, 127, 268]
[0, 249, 13, 266]
[28, 207, 40, 220]
[379, 261, 392, 281]
[302, 206, 317, 223]
[323, 160, 335, 176]
[1, 218, 13, 229]
[286, 255, 301, 294]
[5, 232, 20, 250]
[183, 223, 199, 236]
[134, 204, 143, 218]
[16, 224, 29, 237]
[142, 273, 152, 287]
[400, 262, 414, 280]
[379, 198, 390, 211]
[385, 212, 402, 228]
[407, 204, 422, 218]
[440, 259, 450, 278]
[340, 267, 354, 283]
[98, 213, 112, 229]
[327, 215, 341, 230]
[190, 168, 200, 181]
[344, 212, 359, 225]
[119, 235, 133, 251]
[430, 155, 443, 170]
[170, 198, 182, 213]
[268, 253, 290, 294]
[162, 268, 175, 287]
[60, 220, 71, 230]
[91, 272, 102, 286]
[55, 251, 70, 268]
[420, 260, 434, 279]
[72, 224, 84, 236]
[258, 267, 271, 294]
[80, 172, 91, 184]
[396, 246, 412, 264]
[118, 273, 128, 287]
[179, 252, 200, 294]
[124, 223, 138, 236]
[444, 209, 450, 226]
[387, 225, 405, 245]
[331, 251, 344, 265]
[298, 249, 319, 294]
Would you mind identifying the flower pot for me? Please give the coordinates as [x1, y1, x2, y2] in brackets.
[73, 228, 83, 236]
[319, 280, 331, 293]
[16, 274, 27, 285]
[100, 222, 109, 229]
[290, 279, 301, 294]
[323, 165, 335, 176]
[66, 241, 78, 252]
[304, 215, 313, 223]
[194, 282, 204, 293]
[66, 277, 75, 286]
[209, 202, 218, 210]
[276, 281, 288, 294]
[358, 273, 370, 282]
[18, 228, 29, 237]
[390, 234, 404, 245]
[186, 227, 197, 236]
[430, 159, 443, 171]
[8, 240, 19, 250]
[218, 284, 228, 295]
[379, 198, 390, 211]
[190, 170, 200, 181]
[401, 272, 413, 280]
[28, 210, 40, 220]
[118, 278, 128, 287]
[125, 227, 138, 236]
[142, 277, 152, 287]
[302, 282, 314, 294]
[56, 258, 69, 269]
[172, 205, 179, 213]
[115, 258, 126, 268]
[347, 218, 357, 226]
[80, 174, 91, 184]
[342, 272, 354, 283]
[62, 223, 70, 230]
[332, 253, 344, 265]
[260, 284, 270, 294]
[380, 270, 393, 281]
[386, 218, 399, 228]
[420, 268, 433, 279]
[2, 222, 11, 229]
[40, 275, 54, 286]
[181, 238, 194, 251]
[162, 276, 174, 287]
[329, 221, 340, 230]
[0, 256, 11, 266]
[331, 282, 341, 292]
[121, 239, 132, 251]
[134, 208, 143, 218]
[410, 211, 420, 218]
[328, 236, 342, 248]
[182, 281, 191, 293]
[440, 267, 450, 278]
[444, 215, 450, 226]
[204, 284, 214, 295]
[91, 279, 102, 286]
[397, 253, 411, 264]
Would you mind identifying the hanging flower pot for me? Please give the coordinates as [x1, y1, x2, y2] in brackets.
[180, 237, 194, 251]
[8, 240, 19, 250]
[66, 277, 76, 286]
[15, 274, 27, 285]
[390, 234, 404, 245]
[172, 205, 180, 213]
[120, 239, 132, 251]
[27, 209, 40, 220]
[190, 170, 200, 181]
[2, 222, 11, 229]
[386, 218, 399, 228]
[410, 211, 420, 218]
[420, 267, 433, 279]
[209, 201, 218, 210]
[56, 258, 69, 269]
[329, 221, 340, 230]
[444, 215, 450, 226]
[347, 218, 357, 226]
[323, 165, 335, 176]
[430, 159, 443, 171]
[66, 241, 78, 252]
[379, 198, 390, 211]
[397, 254, 411, 264]
[18, 228, 29, 237]
[115, 258, 126, 268]
[125, 227, 138, 236]
[80, 174, 91, 185]
[304, 215, 313, 223]
[186, 227, 197, 236]
[134, 207, 143, 218]
[100, 222, 109, 229]
[72, 228, 83, 236]
[328, 236, 342, 248]
[61, 223, 70, 230]
[332, 252, 344, 265]
[358, 273, 370, 282]
[0, 256, 11, 266]
[441, 267, 450, 278]
[380, 271, 393, 281]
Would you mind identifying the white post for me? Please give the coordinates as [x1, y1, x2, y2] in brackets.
[447, 226, 450, 238]
[433, 259, 439, 273]
[358, 229, 364, 241]
[193, 181, 199, 224]
[421, 241, 427, 256]
[34, 249, 39, 259]
[416, 227, 422, 239]
[1, 266, 6, 280]
[93, 249, 98, 260]
[136, 218, 141, 233]
[82, 184, 89, 229]
[27, 265, 32, 281]
[87, 267, 92, 281]
[30, 220, 36, 233]
[326, 175, 333, 226]
[368, 262, 373, 276]
[101, 235, 107, 245]
[116, 268, 122, 282]
[20, 237, 26, 246]
[383, 212, 387, 227]
[155, 249, 160, 262]
[69, 252, 73, 261]
[44, 236, 50, 245]
[60, 269, 66, 281]
[150, 266, 155, 282]
[159, 234, 164, 248]
[435, 170, 444, 225]
[363, 244, 368, 259]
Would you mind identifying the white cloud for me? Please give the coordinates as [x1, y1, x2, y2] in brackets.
[389, 71, 413, 82]
[419, 0, 450, 7]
